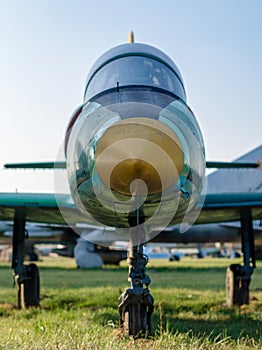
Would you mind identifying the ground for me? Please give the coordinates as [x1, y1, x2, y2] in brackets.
[0, 256, 261, 349]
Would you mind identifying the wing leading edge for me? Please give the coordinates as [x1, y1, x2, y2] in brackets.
[195, 192, 262, 225]
[0, 193, 87, 225]
[0, 192, 261, 227]
[4, 161, 261, 170]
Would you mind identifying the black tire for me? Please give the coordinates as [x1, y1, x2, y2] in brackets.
[226, 266, 237, 306]
[239, 278, 250, 305]
[226, 264, 249, 306]
[18, 263, 40, 309]
[124, 302, 147, 337]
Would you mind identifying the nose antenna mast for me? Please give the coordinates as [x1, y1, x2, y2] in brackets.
[129, 31, 134, 43]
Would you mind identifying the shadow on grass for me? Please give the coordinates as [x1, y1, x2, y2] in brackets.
[155, 315, 262, 342]
[150, 298, 262, 342]
[93, 307, 262, 343]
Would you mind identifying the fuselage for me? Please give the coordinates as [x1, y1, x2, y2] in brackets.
[64, 42, 205, 231]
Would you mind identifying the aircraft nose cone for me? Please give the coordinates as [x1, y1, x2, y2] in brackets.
[95, 117, 184, 195]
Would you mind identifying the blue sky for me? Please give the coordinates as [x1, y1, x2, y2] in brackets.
[0, 0, 261, 192]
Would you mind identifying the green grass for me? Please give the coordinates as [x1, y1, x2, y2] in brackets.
[0, 257, 261, 349]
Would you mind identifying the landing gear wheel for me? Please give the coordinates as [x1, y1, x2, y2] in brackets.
[119, 219, 154, 337]
[123, 296, 147, 337]
[226, 264, 250, 306]
[119, 290, 154, 337]
[226, 265, 238, 306]
[18, 263, 40, 309]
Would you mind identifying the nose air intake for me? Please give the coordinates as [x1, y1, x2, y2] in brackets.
[95, 117, 183, 195]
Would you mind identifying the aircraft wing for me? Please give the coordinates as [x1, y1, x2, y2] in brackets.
[0, 192, 261, 227]
[0, 193, 89, 225]
[194, 192, 262, 224]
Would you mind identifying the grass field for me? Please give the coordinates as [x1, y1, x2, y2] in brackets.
[0, 256, 261, 349]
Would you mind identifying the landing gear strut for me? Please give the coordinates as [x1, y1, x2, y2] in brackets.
[12, 209, 40, 308]
[226, 208, 256, 306]
[118, 226, 154, 337]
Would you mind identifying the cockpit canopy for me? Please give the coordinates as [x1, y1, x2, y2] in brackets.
[84, 43, 186, 102]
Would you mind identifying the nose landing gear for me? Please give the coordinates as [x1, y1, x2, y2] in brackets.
[118, 227, 154, 337]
